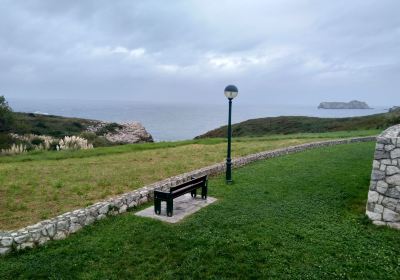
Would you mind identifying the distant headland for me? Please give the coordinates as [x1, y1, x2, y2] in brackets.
[318, 100, 371, 109]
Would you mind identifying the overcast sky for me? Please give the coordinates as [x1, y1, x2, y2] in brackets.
[1, 0, 399, 105]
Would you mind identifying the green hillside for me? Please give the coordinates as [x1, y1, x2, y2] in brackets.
[196, 109, 400, 138]
[12, 112, 98, 138]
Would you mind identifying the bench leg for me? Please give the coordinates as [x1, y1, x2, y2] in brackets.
[167, 199, 173, 217]
[202, 184, 208, 199]
[191, 189, 197, 198]
[154, 198, 161, 215]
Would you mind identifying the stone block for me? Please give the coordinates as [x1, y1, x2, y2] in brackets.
[84, 216, 96, 226]
[385, 145, 395, 151]
[382, 197, 398, 210]
[372, 220, 387, 226]
[367, 202, 375, 211]
[128, 200, 138, 208]
[369, 180, 377, 191]
[366, 210, 382, 221]
[38, 236, 50, 246]
[53, 231, 67, 241]
[387, 166, 400, 176]
[0, 237, 13, 247]
[97, 214, 106, 220]
[387, 222, 400, 230]
[29, 229, 42, 242]
[386, 187, 400, 199]
[14, 234, 29, 244]
[371, 170, 385, 181]
[375, 150, 390, 160]
[376, 181, 388, 194]
[377, 137, 390, 145]
[139, 196, 148, 204]
[383, 208, 400, 222]
[374, 204, 384, 214]
[20, 242, 34, 250]
[0, 247, 12, 255]
[45, 224, 56, 238]
[119, 204, 128, 213]
[56, 220, 68, 231]
[391, 149, 400, 159]
[376, 143, 384, 150]
[367, 191, 379, 203]
[69, 223, 82, 234]
[98, 204, 110, 215]
[386, 174, 400, 185]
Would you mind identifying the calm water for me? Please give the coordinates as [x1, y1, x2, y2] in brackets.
[9, 98, 388, 141]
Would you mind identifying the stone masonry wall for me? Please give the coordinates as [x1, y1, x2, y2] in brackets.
[0, 136, 376, 256]
[366, 125, 400, 229]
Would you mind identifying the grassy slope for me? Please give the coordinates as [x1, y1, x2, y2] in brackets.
[0, 131, 378, 230]
[1, 143, 399, 279]
[196, 109, 400, 138]
[12, 112, 98, 138]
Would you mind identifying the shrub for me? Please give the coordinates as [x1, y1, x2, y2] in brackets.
[96, 123, 122, 136]
[80, 132, 97, 142]
[31, 137, 44, 146]
[0, 96, 14, 133]
[92, 136, 113, 147]
[0, 133, 13, 150]
[35, 122, 47, 129]
[1, 143, 27, 155]
[58, 136, 93, 150]
[72, 122, 83, 128]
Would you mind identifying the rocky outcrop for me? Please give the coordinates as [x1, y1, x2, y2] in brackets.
[318, 100, 371, 109]
[366, 125, 400, 229]
[87, 122, 153, 144]
[104, 122, 153, 144]
[389, 106, 400, 113]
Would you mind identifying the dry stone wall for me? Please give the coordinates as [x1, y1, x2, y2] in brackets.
[366, 125, 400, 229]
[0, 136, 376, 256]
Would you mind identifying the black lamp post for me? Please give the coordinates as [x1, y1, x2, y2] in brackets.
[224, 85, 239, 183]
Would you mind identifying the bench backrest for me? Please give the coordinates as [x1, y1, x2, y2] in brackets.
[170, 175, 207, 193]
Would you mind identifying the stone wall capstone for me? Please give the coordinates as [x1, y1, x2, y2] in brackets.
[0, 136, 376, 256]
[366, 125, 400, 229]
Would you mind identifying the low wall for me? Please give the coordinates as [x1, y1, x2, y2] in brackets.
[0, 136, 376, 255]
[366, 125, 400, 229]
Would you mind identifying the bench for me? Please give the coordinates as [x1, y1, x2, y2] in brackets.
[154, 175, 208, 217]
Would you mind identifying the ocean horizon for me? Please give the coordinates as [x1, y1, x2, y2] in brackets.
[8, 98, 389, 141]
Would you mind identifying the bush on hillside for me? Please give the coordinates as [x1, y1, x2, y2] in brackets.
[0, 96, 14, 133]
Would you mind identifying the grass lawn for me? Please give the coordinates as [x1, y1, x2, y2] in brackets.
[1, 142, 400, 279]
[0, 130, 378, 230]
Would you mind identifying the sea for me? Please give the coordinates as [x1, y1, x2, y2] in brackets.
[8, 98, 388, 141]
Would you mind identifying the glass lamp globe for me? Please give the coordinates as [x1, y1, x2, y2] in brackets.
[224, 85, 239, 99]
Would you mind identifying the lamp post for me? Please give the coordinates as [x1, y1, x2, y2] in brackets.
[224, 85, 238, 183]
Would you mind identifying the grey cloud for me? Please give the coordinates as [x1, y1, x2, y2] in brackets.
[0, 0, 399, 105]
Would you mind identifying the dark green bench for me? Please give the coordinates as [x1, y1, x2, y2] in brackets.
[154, 175, 208, 217]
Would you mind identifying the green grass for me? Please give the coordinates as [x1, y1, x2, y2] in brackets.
[197, 109, 400, 138]
[1, 142, 400, 279]
[0, 130, 378, 164]
[0, 131, 378, 230]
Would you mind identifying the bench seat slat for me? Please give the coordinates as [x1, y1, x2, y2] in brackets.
[169, 175, 207, 192]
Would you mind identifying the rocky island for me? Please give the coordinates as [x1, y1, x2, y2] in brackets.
[318, 100, 371, 109]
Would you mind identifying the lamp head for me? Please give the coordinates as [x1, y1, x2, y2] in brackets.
[224, 85, 238, 99]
